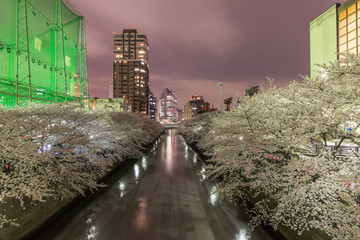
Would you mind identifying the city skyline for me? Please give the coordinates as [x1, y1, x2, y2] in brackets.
[69, 0, 347, 109]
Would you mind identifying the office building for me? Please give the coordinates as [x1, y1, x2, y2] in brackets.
[310, 0, 360, 77]
[160, 88, 178, 123]
[149, 92, 157, 120]
[184, 102, 193, 120]
[113, 29, 149, 115]
[189, 95, 210, 115]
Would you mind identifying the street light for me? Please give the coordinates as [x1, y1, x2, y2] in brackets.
[217, 82, 223, 113]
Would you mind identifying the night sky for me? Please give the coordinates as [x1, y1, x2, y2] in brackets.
[70, 0, 347, 110]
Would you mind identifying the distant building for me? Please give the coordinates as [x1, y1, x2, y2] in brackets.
[177, 108, 184, 121]
[91, 97, 128, 112]
[160, 88, 178, 123]
[189, 95, 210, 115]
[149, 92, 157, 120]
[108, 83, 114, 98]
[113, 29, 149, 115]
[184, 102, 193, 120]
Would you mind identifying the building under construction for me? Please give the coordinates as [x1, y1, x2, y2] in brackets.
[0, 0, 89, 107]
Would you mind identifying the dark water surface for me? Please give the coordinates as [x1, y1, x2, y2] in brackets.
[33, 129, 278, 240]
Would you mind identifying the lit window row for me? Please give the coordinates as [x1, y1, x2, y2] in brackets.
[338, 2, 360, 55]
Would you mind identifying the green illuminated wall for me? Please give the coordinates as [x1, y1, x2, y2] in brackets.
[0, 0, 89, 107]
[310, 4, 339, 78]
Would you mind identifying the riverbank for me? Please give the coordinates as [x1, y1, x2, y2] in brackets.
[0, 105, 164, 240]
[179, 129, 330, 240]
[1, 131, 164, 240]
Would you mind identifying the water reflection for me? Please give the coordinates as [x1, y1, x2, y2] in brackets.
[134, 164, 140, 183]
[165, 130, 174, 174]
[119, 182, 126, 198]
[193, 153, 197, 164]
[200, 167, 206, 182]
[134, 197, 149, 231]
[184, 145, 188, 161]
[235, 229, 250, 240]
[86, 225, 97, 240]
[209, 186, 218, 206]
[142, 156, 147, 170]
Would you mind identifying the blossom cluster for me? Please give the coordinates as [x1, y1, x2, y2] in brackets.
[180, 55, 360, 239]
[0, 104, 164, 228]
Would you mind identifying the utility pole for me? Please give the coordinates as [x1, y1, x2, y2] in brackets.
[217, 82, 223, 113]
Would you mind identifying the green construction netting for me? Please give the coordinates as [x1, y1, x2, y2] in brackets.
[0, 0, 86, 107]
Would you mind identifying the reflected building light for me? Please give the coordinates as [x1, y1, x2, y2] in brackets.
[201, 167, 206, 181]
[142, 157, 147, 170]
[235, 229, 250, 240]
[134, 164, 140, 181]
[209, 186, 218, 206]
[87, 226, 97, 240]
[119, 182, 126, 198]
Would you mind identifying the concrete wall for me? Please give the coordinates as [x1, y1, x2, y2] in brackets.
[310, 4, 338, 78]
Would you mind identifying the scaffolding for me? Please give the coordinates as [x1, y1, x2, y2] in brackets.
[0, 0, 89, 107]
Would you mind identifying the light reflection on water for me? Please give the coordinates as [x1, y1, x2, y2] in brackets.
[142, 156, 147, 170]
[134, 197, 149, 231]
[165, 131, 173, 174]
[193, 153, 197, 164]
[200, 167, 206, 182]
[209, 185, 218, 206]
[235, 229, 250, 240]
[119, 182, 126, 198]
[134, 164, 140, 183]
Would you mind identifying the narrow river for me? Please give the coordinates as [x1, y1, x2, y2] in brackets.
[33, 129, 279, 240]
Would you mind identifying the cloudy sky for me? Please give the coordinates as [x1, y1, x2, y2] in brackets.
[69, 0, 346, 109]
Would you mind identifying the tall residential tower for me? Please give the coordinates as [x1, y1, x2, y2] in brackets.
[113, 29, 149, 114]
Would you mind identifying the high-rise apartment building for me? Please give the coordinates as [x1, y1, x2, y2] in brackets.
[113, 29, 149, 115]
[149, 92, 157, 120]
[160, 88, 178, 123]
[310, 0, 360, 77]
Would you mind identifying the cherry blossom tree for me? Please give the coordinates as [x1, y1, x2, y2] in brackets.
[180, 55, 360, 239]
[0, 104, 164, 228]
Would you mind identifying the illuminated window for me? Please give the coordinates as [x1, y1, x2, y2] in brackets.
[340, 35, 347, 45]
[339, 43, 347, 53]
[348, 13, 356, 23]
[339, 10, 347, 20]
[348, 30, 357, 40]
[348, 4, 356, 15]
[348, 38, 356, 49]
[339, 27, 347, 37]
[349, 47, 357, 54]
[339, 19, 347, 28]
[348, 21, 357, 32]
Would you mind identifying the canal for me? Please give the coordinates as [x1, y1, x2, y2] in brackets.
[32, 129, 279, 240]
